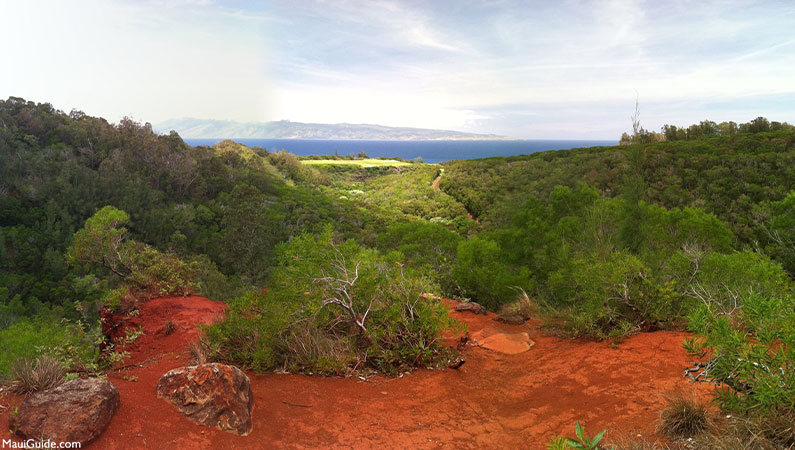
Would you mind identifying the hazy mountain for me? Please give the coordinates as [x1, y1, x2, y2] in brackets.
[155, 118, 520, 141]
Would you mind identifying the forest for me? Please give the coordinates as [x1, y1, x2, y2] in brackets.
[1, 97, 793, 447]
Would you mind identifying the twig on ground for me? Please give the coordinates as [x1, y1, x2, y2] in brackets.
[282, 401, 313, 408]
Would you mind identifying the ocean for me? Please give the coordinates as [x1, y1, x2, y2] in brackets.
[183, 138, 618, 164]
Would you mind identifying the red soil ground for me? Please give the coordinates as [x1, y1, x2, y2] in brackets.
[1, 296, 714, 449]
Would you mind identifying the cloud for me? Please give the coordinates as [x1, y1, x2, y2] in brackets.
[1, 0, 794, 138]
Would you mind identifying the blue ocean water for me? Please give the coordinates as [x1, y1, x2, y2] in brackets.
[184, 138, 617, 164]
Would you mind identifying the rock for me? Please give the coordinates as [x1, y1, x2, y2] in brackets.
[476, 332, 535, 355]
[9, 378, 120, 445]
[156, 363, 253, 435]
[495, 314, 528, 325]
[455, 301, 487, 315]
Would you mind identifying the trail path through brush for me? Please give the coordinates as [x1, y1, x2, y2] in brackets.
[1, 296, 713, 449]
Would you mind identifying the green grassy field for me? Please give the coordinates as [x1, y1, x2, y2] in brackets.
[301, 159, 414, 167]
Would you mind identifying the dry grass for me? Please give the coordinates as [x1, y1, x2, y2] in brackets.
[279, 320, 356, 375]
[611, 437, 674, 450]
[7, 355, 65, 394]
[163, 320, 175, 336]
[604, 408, 794, 450]
[497, 288, 536, 323]
[659, 392, 711, 439]
[188, 339, 213, 365]
[690, 411, 795, 450]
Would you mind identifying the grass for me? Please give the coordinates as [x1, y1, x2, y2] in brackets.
[302, 159, 414, 167]
[7, 355, 65, 394]
[658, 392, 710, 439]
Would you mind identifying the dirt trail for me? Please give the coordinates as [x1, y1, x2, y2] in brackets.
[1, 296, 713, 449]
[432, 173, 442, 190]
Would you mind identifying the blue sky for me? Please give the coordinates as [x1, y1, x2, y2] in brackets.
[2, 0, 794, 138]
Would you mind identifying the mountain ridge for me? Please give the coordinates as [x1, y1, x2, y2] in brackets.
[155, 118, 522, 141]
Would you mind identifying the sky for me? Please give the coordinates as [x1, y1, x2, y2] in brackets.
[2, 0, 794, 139]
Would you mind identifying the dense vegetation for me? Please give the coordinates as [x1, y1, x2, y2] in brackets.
[1, 97, 792, 443]
[203, 230, 458, 375]
[0, 97, 357, 376]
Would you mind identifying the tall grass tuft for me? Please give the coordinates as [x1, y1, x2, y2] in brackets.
[8, 355, 65, 394]
[658, 392, 710, 439]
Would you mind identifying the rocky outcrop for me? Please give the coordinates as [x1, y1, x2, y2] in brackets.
[156, 363, 253, 435]
[455, 301, 487, 315]
[9, 378, 120, 445]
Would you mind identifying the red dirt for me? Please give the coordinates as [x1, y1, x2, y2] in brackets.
[1, 296, 714, 449]
[432, 174, 442, 190]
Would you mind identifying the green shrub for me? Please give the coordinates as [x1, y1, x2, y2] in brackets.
[686, 251, 790, 310]
[755, 190, 795, 275]
[376, 221, 462, 296]
[205, 230, 460, 375]
[452, 236, 534, 310]
[125, 244, 195, 298]
[186, 254, 246, 302]
[0, 315, 99, 377]
[68, 206, 196, 310]
[548, 252, 684, 340]
[688, 292, 794, 414]
[268, 150, 330, 185]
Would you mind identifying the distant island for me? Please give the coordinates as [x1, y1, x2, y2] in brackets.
[155, 118, 522, 141]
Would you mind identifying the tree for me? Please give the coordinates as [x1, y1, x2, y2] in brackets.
[67, 206, 194, 306]
[619, 145, 646, 253]
[67, 206, 132, 278]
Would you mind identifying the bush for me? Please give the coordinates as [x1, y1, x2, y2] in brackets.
[267, 150, 330, 185]
[68, 206, 196, 310]
[7, 355, 64, 394]
[684, 251, 790, 312]
[186, 254, 246, 302]
[205, 230, 460, 375]
[547, 252, 683, 340]
[688, 292, 794, 414]
[0, 315, 99, 377]
[376, 221, 462, 296]
[452, 236, 534, 310]
[125, 244, 195, 298]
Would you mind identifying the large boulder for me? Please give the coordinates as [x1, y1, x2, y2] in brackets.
[156, 363, 253, 435]
[9, 378, 119, 445]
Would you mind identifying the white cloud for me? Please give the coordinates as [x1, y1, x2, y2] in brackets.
[1, 0, 794, 138]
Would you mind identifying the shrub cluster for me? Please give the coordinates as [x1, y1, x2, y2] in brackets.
[67, 206, 197, 311]
[204, 230, 460, 375]
[0, 314, 98, 378]
[688, 291, 794, 414]
[449, 184, 756, 340]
